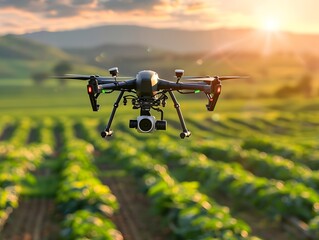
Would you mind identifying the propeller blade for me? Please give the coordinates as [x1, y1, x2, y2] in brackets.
[218, 76, 250, 81]
[182, 76, 249, 82]
[182, 77, 215, 81]
[179, 76, 209, 79]
[53, 74, 135, 82]
[54, 74, 92, 80]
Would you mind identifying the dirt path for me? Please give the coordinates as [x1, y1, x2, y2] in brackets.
[0, 128, 60, 240]
[0, 164, 60, 240]
[99, 164, 170, 240]
[0, 199, 59, 240]
[73, 121, 171, 240]
[0, 124, 15, 141]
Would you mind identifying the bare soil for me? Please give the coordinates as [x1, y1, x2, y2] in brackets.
[0, 199, 59, 240]
[99, 163, 171, 240]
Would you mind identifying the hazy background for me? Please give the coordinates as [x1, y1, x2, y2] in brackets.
[1, 2, 319, 240]
[0, 0, 318, 101]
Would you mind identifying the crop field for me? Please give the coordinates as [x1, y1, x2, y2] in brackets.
[0, 83, 319, 240]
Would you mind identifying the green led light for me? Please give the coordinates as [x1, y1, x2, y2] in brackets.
[102, 90, 106, 93]
[195, 90, 201, 93]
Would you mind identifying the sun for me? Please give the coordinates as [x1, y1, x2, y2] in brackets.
[262, 17, 281, 32]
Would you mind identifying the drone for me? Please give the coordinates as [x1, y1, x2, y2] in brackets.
[57, 67, 247, 139]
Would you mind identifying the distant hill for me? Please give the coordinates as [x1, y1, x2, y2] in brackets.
[63, 43, 184, 76]
[65, 43, 156, 60]
[0, 34, 71, 60]
[1, 33, 316, 97]
[0, 35, 101, 79]
[21, 25, 319, 55]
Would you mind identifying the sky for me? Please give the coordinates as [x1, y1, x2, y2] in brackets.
[0, 0, 319, 35]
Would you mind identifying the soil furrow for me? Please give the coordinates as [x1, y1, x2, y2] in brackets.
[99, 167, 169, 240]
[0, 198, 59, 240]
[0, 124, 15, 142]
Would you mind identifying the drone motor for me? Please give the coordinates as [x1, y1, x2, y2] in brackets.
[109, 67, 119, 77]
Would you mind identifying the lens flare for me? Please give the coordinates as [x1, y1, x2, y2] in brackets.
[263, 17, 280, 32]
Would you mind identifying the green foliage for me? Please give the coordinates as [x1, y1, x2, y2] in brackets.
[195, 141, 319, 191]
[60, 210, 122, 240]
[0, 83, 319, 238]
[0, 35, 103, 79]
[0, 186, 19, 228]
[144, 166, 256, 240]
[275, 73, 314, 98]
[241, 137, 319, 169]
[0, 129, 52, 228]
[53, 60, 73, 75]
[309, 215, 319, 238]
[105, 140, 259, 239]
[55, 120, 121, 239]
[31, 71, 49, 85]
[0, 35, 68, 61]
[144, 139, 319, 223]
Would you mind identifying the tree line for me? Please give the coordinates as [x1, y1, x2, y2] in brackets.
[31, 60, 72, 85]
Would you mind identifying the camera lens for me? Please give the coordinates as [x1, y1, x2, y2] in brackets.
[139, 118, 153, 132]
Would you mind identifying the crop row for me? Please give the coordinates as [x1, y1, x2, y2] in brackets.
[193, 140, 319, 191]
[2, 115, 318, 237]
[73, 118, 109, 151]
[204, 115, 292, 138]
[241, 137, 319, 169]
[0, 118, 53, 229]
[56, 119, 123, 239]
[6, 118, 33, 147]
[144, 138, 319, 226]
[0, 117, 13, 139]
[104, 137, 261, 240]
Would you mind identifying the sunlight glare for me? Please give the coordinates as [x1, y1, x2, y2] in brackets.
[263, 17, 280, 32]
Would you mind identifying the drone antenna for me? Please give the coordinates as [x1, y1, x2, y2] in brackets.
[175, 69, 184, 83]
[108, 67, 119, 81]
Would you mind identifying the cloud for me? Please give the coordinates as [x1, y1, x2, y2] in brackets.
[0, 0, 162, 17]
[45, 2, 80, 18]
[71, 0, 95, 5]
[0, 0, 220, 34]
[0, 0, 31, 9]
[0, 0, 211, 18]
[0, 0, 93, 18]
[0, 0, 318, 35]
[98, 0, 162, 11]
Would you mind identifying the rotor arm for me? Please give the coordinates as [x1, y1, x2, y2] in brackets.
[158, 79, 222, 111]
[157, 79, 210, 93]
[98, 79, 136, 92]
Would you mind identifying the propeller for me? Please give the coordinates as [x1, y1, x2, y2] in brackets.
[181, 76, 250, 82]
[53, 74, 134, 83]
[54, 74, 99, 80]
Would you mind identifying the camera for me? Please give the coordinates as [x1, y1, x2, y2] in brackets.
[129, 116, 167, 133]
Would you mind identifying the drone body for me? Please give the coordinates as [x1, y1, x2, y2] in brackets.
[135, 70, 158, 97]
[58, 67, 246, 138]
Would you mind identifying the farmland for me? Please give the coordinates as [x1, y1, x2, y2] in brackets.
[0, 80, 318, 240]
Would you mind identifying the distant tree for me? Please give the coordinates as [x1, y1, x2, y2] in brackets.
[258, 66, 269, 81]
[53, 60, 72, 75]
[275, 74, 314, 98]
[304, 54, 319, 72]
[296, 74, 313, 97]
[275, 85, 297, 98]
[53, 61, 72, 85]
[31, 71, 49, 85]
